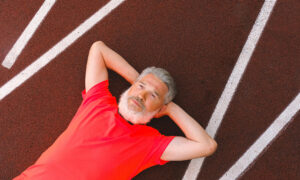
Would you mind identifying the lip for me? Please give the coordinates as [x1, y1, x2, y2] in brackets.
[132, 99, 142, 107]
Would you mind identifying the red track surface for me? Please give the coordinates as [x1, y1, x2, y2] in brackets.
[1, 0, 299, 179]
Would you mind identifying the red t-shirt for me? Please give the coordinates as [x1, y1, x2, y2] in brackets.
[14, 80, 175, 180]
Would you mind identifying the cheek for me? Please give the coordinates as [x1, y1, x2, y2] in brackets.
[146, 99, 163, 112]
[128, 86, 136, 96]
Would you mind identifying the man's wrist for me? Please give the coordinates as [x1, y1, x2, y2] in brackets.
[129, 72, 139, 85]
[166, 102, 176, 116]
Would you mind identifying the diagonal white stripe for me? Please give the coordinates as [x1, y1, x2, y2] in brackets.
[0, 0, 126, 101]
[220, 92, 300, 180]
[2, 0, 57, 69]
[182, 0, 277, 179]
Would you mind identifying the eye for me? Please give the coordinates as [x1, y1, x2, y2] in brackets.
[138, 84, 144, 89]
[151, 93, 156, 98]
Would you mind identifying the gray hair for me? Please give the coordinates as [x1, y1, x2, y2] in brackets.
[135, 66, 176, 104]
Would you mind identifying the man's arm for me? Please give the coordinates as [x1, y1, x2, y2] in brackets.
[161, 102, 217, 161]
[85, 41, 139, 92]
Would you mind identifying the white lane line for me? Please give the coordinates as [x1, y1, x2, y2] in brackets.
[2, 0, 56, 69]
[220, 92, 300, 180]
[0, 0, 126, 101]
[182, 1, 277, 179]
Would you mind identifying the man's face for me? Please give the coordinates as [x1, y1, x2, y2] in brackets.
[118, 73, 168, 124]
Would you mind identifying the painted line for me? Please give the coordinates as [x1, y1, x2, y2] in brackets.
[220, 92, 300, 180]
[0, 0, 126, 101]
[2, 0, 56, 69]
[182, 0, 277, 179]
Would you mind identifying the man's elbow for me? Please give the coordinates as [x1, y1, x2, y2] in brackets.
[205, 140, 218, 156]
[91, 41, 106, 50]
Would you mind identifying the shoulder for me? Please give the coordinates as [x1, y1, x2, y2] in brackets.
[81, 80, 117, 107]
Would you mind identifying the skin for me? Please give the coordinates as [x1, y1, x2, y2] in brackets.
[127, 73, 168, 113]
[86, 41, 217, 161]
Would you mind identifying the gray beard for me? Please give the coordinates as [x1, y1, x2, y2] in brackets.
[118, 88, 159, 125]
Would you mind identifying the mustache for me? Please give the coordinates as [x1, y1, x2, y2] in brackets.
[129, 96, 145, 109]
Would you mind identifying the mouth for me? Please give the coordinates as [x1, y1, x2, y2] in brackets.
[132, 98, 142, 108]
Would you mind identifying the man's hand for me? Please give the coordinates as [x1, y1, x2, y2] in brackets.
[154, 102, 174, 118]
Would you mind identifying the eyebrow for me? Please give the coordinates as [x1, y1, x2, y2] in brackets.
[139, 81, 160, 97]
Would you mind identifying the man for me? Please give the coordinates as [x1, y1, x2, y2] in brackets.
[14, 41, 217, 180]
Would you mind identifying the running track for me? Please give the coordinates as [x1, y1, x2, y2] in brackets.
[0, 0, 299, 179]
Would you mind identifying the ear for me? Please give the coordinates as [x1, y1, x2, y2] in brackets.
[160, 104, 167, 112]
[154, 104, 168, 118]
[156, 104, 163, 112]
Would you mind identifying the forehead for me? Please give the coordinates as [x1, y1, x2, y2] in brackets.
[138, 73, 168, 96]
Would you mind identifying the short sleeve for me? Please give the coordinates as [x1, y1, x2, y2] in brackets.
[131, 129, 176, 177]
[80, 80, 116, 106]
[139, 127, 176, 166]
[81, 80, 109, 99]
[152, 135, 176, 165]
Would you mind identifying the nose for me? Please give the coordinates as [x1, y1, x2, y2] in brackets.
[137, 90, 147, 102]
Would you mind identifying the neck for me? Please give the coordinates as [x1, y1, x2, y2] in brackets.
[118, 109, 134, 125]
